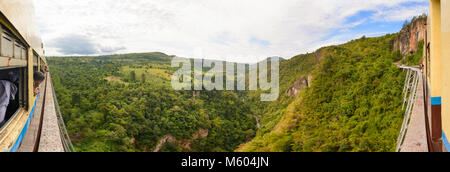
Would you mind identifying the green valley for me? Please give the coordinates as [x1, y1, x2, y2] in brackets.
[49, 19, 423, 152]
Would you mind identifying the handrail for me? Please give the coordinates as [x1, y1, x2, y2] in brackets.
[396, 66, 421, 152]
[48, 69, 76, 152]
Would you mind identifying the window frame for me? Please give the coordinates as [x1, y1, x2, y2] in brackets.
[0, 24, 30, 130]
[0, 67, 29, 131]
[1, 33, 13, 58]
[33, 53, 38, 67]
[14, 42, 24, 59]
[0, 25, 27, 69]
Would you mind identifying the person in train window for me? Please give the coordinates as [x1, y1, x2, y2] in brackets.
[33, 71, 45, 96]
[0, 71, 19, 126]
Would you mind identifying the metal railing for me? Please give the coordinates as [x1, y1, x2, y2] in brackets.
[396, 65, 421, 152]
[48, 69, 76, 152]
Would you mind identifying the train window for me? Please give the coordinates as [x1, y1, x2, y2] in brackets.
[1, 35, 13, 57]
[33, 54, 38, 67]
[14, 43, 21, 59]
[40, 59, 44, 72]
[0, 26, 27, 69]
[21, 48, 26, 60]
[0, 68, 27, 128]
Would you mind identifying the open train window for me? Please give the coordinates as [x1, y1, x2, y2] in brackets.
[0, 68, 27, 128]
[0, 24, 29, 128]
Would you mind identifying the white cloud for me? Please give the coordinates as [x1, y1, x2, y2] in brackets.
[372, 3, 429, 22]
[33, 0, 428, 63]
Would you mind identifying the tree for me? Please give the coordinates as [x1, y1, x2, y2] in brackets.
[130, 71, 136, 81]
[142, 73, 146, 82]
[402, 20, 409, 29]
[71, 92, 81, 105]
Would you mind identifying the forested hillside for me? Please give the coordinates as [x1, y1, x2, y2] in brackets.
[48, 53, 257, 152]
[238, 34, 407, 152]
[49, 20, 422, 152]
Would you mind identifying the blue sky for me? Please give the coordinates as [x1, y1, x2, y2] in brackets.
[332, 1, 429, 38]
[311, 0, 429, 51]
[34, 0, 429, 63]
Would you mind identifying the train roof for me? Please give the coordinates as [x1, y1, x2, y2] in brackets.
[0, 0, 44, 57]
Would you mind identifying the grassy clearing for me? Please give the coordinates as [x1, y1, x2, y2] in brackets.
[105, 76, 129, 85]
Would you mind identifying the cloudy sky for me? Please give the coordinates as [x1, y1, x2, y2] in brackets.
[33, 0, 429, 63]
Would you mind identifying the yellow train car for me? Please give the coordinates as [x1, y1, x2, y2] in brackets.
[0, 0, 48, 152]
[424, 0, 450, 152]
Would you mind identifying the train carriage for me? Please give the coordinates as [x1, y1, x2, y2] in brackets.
[0, 0, 54, 152]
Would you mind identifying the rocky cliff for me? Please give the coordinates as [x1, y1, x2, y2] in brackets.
[393, 17, 427, 57]
[286, 76, 310, 97]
